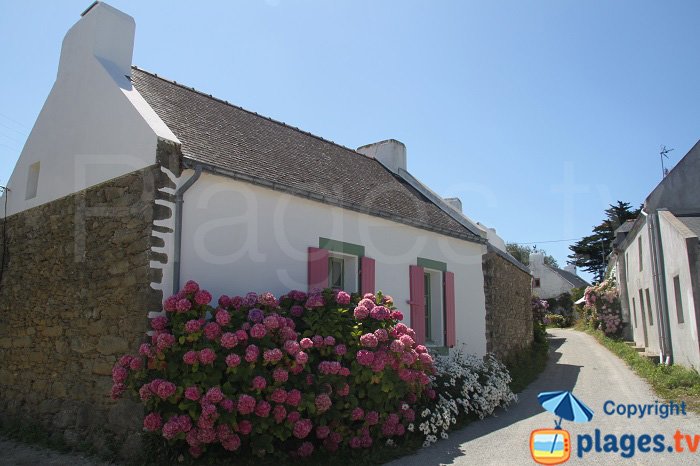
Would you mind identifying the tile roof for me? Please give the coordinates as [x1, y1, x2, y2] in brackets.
[130, 67, 482, 243]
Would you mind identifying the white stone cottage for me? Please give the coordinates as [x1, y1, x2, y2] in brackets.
[529, 252, 589, 300]
[0, 3, 532, 456]
[611, 141, 700, 370]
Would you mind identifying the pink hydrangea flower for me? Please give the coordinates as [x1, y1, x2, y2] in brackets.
[263, 348, 283, 364]
[263, 315, 280, 330]
[316, 425, 331, 439]
[270, 388, 287, 403]
[299, 337, 313, 349]
[334, 344, 347, 356]
[205, 387, 224, 404]
[286, 389, 302, 407]
[194, 290, 212, 305]
[312, 335, 324, 347]
[183, 351, 198, 365]
[365, 411, 379, 425]
[370, 306, 390, 320]
[156, 333, 175, 351]
[225, 353, 241, 368]
[237, 395, 256, 415]
[150, 316, 168, 331]
[237, 420, 253, 435]
[176, 298, 192, 313]
[293, 419, 313, 439]
[143, 412, 162, 431]
[336, 291, 351, 305]
[112, 365, 128, 384]
[295, 351, 308, 365]
[419, 353, 433, 364]
[391, 310, 404, 320]
[198, 348, 216, 365]
[218, 295, 231, 308]
[337, 383, 350, 396]
[399, 334, 415, 348]
[184, 386, 201, 401]
[154, 380, 176, 399]
[163, 296, 178, 312]
[203, 322, 221, 340]
[304, 294, 324, 309]
[184, 319, 202, 333]
[290, 304, 304, 317]
[273, 368, 289, 383]
[374, 328, 389, 341]
[234, 329, 248, 343]
[284, 340, 301, 356]
[356, 349, 375, 366]
[353, 305, 369, 320]
[358, 298, 375, 310]
[324, 335, 336, 346]
[249, 323, 267, 339]
[258, 292, 279, 308]
[255, 400, 271, 417]
[139, 385, 152, 401]
[298, 441, 314, 457]
[389, 340, 404, 353]
[222, 433, 241, 451]
[314, 394, 332, 412]
[220, 332, 238, 349]
[129, 358, 142, 371]
[162, 419, 179, 439]
[244, 344, 259, 363]
[360, 333, 378, 348]
[221, 398, 235, 413]
[215, 309, 231, 326]
[273, 404, 287, 424]
[183, 280, 200, 293]
[251, 376, 267, 391]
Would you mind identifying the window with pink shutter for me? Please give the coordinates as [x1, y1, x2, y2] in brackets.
[444, 271, 456, 347]
[360, 256, 375, 296]
[308, 247, 329, 292]
[409, 265, 426, 345]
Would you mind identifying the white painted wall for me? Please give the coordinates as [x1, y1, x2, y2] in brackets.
[621, 223, 661, 354]
[2, 2, 177, 216]
[177, 172, 488, 356]
[529, 253, 575, 299]
[659, 211, 700, 370]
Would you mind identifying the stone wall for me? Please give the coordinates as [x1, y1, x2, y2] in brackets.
[0, 156, 175, 459]
[483, 249, 534, 361]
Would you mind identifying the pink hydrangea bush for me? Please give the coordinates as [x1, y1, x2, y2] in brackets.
[112, 284, 436, 460]
[582, 279, 624, 336]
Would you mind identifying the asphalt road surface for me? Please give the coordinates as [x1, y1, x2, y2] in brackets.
[387, 328, 700, 466]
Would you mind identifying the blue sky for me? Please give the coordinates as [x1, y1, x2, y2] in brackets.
[1, 1, 699, 281]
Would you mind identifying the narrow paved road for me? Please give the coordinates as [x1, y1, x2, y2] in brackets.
[388, 328, 700, 465]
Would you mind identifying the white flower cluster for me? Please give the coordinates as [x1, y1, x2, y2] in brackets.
[418, 346, 517, 448]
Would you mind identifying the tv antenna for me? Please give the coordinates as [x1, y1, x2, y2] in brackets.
[659, 145, 673, 178]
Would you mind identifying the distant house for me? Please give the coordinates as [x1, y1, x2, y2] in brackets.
[611, 141, 700, 370]
[0, 3, 533, 455]
[529, 252, 589, 300]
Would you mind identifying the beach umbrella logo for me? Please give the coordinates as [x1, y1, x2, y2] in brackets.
[530, 391, 594, 465]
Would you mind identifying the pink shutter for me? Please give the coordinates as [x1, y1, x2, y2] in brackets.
[409, 265, 426, 345]
[308, 247, 329, 292]
[444, 271, 456, 347]
[360, 256, 376, 296]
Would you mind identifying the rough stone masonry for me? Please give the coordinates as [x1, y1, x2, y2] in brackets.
[0, 148, 177, 459]
[482, 249, 534, 361]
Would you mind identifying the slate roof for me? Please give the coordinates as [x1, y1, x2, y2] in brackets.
[550, 266, 589, 289]
[677, 216, 700, 237]
[131, 67, 482, 243]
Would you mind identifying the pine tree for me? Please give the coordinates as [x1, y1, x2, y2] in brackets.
[568, 201, 640, 282]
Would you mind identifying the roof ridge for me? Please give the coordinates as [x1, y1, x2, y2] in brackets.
[131, 65, 374, 162]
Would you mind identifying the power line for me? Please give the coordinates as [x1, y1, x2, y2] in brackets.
[511, 237, 584, 245]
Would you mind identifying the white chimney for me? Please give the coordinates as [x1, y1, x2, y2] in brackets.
[564, 264, 577, 275]
[529, 252, 545, 266]
[57, 1, 136, 81]
[444, 197, 462, 213]
[357, 139, 407, 174]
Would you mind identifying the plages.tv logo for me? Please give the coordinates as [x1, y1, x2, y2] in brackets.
[530, 391, 594, 465]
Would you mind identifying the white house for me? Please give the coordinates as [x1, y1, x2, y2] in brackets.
[0, 1, 531, 356]
[613, 141, 700, 370]
[529, 253, 589, 300]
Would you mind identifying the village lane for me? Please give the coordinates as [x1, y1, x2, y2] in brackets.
[387, 328, 700, 466]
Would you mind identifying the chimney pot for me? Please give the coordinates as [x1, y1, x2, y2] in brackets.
[356, 139, 407, 174]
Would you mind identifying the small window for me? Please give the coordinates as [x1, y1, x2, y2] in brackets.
[26, 161, 40, 200]
[632, 297, 637, 328]
[638, 237, 643, 271]
[673, 275, 684, 324]
[645, 288, 653, 325]
[534, 278, 541, 288]
[638, 289, 646, 326]
[328, 256, 344, 290]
